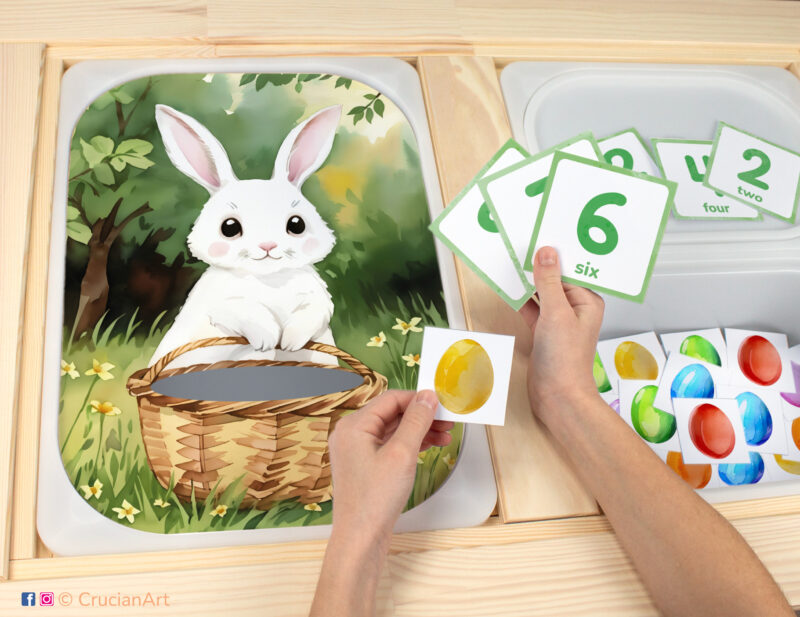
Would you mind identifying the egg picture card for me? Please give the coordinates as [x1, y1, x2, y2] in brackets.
[724, 328, 795, 393]
[716, 451, 772, 487]
[476, 132, 602, 283]
[653, 352, 728, 415]
[704, 122, 800, 223]
[618, 380, 680, 453]
[429, 140, 532, 310]
[416, 326, 515, 426]
[780, 401, 800, 456]
[594, 351, 615, 395]
[651, 139, 761, 220]
[659, 450, 718, 490]
[600, 390, 620, 414]
[529, 152, 675, 303]
[596, 331, 666, 387]
[598, 128, 661, 177]
[672, 398, 751, 464]
[716, 385, 788, 455]
[659, 328, 727, 370]
[763, 453, 800, 483]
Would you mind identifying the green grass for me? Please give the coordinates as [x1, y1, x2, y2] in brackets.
[59, 293, 462, 534]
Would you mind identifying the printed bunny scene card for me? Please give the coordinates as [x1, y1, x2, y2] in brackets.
[59, 72, 460, 534]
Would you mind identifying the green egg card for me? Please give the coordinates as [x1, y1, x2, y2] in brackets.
[659, 328, 727, 370]
[704, 122, 800, 223]
[652, 139, 761, 220]
[528, 152, 676, 303]
[596, 331, 666, 388]
[598, 128, 661, 177]
[475, 132, 602, 283]
[429, 140, 532, 310]
[618, 380, 680, 454]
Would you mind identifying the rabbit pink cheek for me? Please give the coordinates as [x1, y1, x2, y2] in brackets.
[302, 237, 319, 255]
[208, 241, 230, 257]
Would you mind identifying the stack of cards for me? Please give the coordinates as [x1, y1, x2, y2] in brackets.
[430, 122, 799, 311]
[594, 328, 800, 489]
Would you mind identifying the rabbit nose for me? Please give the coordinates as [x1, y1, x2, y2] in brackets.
[259, 242, 278, 254]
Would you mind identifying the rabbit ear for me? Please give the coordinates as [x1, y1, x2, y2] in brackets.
[273, 105, 341, 187]
[155, 104, 237, 194]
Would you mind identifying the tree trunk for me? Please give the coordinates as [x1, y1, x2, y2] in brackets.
[73, 238, 111, 340]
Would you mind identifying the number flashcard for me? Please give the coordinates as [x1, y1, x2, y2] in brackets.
[530, 153, 676, 302]
[477, 132, 602, 283]
[430, 140, 533, 309]
[596, 331, 667, 386]
[704, 123, 800, 223]
[724, 328, 795, 393]
[598, 128, 661, 177]
[659, 328, 727, 371]
[618, 380, 680, 454]
[653, 352, 728, 415]
[716, 385, 789, 455]
[672, 398, 751, 465]
[416, 326, 515, 426]
[652, 139, 761, 220]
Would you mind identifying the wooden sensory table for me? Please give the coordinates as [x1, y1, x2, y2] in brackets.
[3, 2, 800, 614]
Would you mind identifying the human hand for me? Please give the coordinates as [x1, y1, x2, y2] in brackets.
[520, 246, 605, 425]
[327, 390, 454, 552]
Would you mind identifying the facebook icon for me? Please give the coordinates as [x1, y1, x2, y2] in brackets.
[21, 592, 36, 606]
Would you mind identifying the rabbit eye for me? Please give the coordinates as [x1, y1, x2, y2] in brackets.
[286, 215, 306, 236]
[221, 218, 242, 238]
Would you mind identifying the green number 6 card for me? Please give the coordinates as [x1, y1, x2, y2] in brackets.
[529, 153, 676, 303]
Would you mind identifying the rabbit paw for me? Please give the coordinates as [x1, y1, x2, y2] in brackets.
[209, 306, 281, 352]
[243, 322, 281, 352]
[280, 315, 318, 352]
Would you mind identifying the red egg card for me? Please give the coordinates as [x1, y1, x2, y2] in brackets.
[724, 328, 794, 393]
[672, 398, 751, 465]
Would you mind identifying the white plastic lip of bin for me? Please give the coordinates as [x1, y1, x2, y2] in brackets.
[38, 58, 496, 556]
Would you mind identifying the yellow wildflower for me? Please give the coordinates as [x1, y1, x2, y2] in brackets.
[304, 503, 322, 512]
[85, 359, 115, 380]
[402, 353, 420, 367]
[90, 400, 121, 416]
[367, 331, 387, 348]
[210, 504, 228, 518]
[61, 359, 79, 379]
[392, 317, 422, 335]
[153, 498, 171, 509]
[80, 479, 103, 500]
[112, 499, 140, 523]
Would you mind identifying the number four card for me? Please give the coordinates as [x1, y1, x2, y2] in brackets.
[477, 132, 602, 284]
[598, 128, 661, 177]
[429, 140, 532, 310]
[652, 139, 761, 220]
[704, 122, 800, 223]
[530, 153, 676, 302]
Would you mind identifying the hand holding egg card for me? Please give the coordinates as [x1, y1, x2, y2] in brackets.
[475, 132, 602, 285]
[528, 152, 675, 302]
[429, 140, 532, 310]
[652, 352, 728, 415]
[704, 122, 800, 223]
[659, 328, 728, 370]
[596, 331, 666, 389]
[651, 139, 760, 220]
[597, 128, 661, 177]
[618, 380, 680, 454]
[417, 327, 514, 426]
[724, 328, 795, 393]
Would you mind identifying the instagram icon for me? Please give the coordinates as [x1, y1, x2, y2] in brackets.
[40, 592, 55, 606]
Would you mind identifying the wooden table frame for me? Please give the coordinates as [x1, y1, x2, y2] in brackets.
[3, 19, 800, 614]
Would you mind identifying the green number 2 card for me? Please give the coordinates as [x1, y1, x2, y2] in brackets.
[529, 153, 676, 303]
[704, 122, 800, 223]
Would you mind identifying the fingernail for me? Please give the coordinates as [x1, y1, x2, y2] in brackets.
[416, 390, 438, 410]
[538, 247, 557, 266]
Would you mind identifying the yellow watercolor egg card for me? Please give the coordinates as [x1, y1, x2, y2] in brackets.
[529, 152, 676, 303]
[476, 132, 603, 286]
[704, 122, 800, 223]
[598, 128, 661, 177]
[417, 326, 515, 426]
[429, 140, 533, 310]
[652, 139, 761, 220]
[597, 331, 667, 389]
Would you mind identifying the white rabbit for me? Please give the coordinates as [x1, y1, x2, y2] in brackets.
[149, 103, 342, 369]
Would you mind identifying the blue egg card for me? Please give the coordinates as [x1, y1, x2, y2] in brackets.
[716, 385, 789, 456]
[653, 352, 728, 415]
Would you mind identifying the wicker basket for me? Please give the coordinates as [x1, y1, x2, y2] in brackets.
[126, 336, 387, 509]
